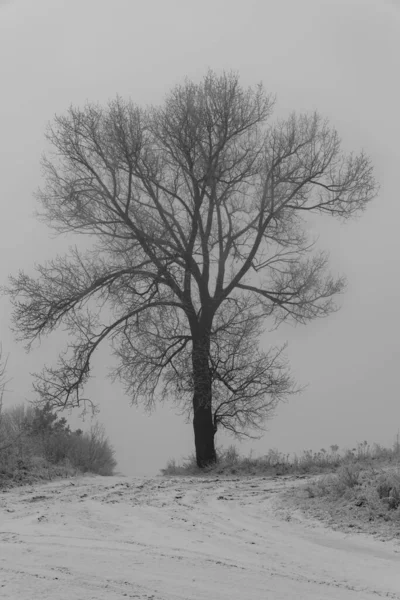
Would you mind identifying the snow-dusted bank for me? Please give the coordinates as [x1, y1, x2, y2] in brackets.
[0, 474, 399, 599]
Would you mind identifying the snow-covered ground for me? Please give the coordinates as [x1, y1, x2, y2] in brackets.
[1, 474, 399, 599]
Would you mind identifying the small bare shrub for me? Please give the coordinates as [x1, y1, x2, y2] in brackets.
[336, 464, 361, 490]
[66, 422, 117, 475]
[376, 472, 400, 509]
[304, 475, 333, 498]
[219, 445, 240, 465]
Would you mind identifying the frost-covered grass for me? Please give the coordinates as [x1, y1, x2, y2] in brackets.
[286, 462, 400, 539]
[161, 436, 400, 477]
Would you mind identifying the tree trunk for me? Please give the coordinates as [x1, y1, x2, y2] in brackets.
[193, 400, 216, 468]
[192, 336, 216, 468]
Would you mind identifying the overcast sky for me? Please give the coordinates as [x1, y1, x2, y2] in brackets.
[0, 0, 399, 476]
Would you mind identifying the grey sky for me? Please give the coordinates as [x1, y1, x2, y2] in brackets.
[0, 0, 399, 475]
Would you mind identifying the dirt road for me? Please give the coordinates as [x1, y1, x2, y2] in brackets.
[0, 474, 399, 599]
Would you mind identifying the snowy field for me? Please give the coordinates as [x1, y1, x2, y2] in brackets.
[1, 474, 399, 599]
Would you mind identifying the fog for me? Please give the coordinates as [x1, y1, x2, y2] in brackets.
[0, 0, 399, 475]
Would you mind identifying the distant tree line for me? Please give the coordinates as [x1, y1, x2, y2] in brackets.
[0, 397, 117, 483]
[0, 344, 116, 482]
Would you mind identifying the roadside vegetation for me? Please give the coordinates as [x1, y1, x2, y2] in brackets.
[162, 438, 400, 477]
[162, 438, 400, 540]
[281, 440, 400, 541]
[0, 345, 117, 488]
[0, 401, 117, 488]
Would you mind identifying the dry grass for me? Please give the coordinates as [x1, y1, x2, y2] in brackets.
[161, 437, 400, 478]
[0, 455, 80, 489]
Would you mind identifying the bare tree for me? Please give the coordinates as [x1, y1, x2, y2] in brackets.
[0, 346, 16, 455]
[0, 345, 8, 407]
[4, 71, 377, 467]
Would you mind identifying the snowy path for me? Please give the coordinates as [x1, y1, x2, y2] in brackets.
[0, 474, 399, 599]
